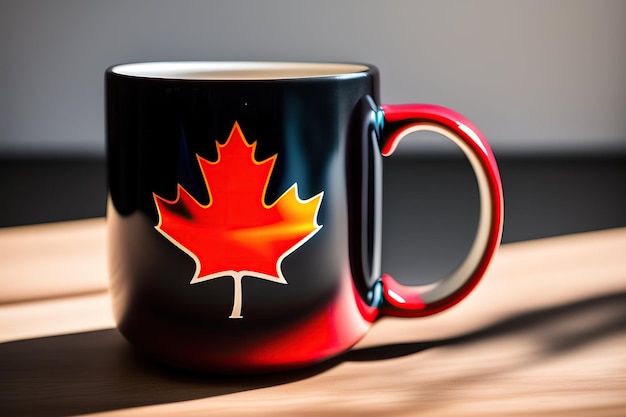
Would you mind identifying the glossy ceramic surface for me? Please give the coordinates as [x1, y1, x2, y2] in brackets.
[106, 62, 502, 372]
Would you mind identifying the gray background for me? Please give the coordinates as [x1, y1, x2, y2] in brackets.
[1, 0, 625, 156]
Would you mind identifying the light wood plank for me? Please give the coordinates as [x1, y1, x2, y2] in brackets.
[0, 218, 108, 304]
[89, 227, 626, 416]
[1, 222, 625, 416]
[0, 292, 115, 343]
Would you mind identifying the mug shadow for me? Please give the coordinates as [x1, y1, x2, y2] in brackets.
[1, 291, 624, 416]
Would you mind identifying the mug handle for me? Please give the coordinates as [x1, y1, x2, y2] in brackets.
[377, 104, 504, 317]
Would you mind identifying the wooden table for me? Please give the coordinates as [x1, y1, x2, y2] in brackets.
[1, 219, 625, 416]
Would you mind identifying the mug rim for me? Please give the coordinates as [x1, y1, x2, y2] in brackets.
[108, 61, 372, 81]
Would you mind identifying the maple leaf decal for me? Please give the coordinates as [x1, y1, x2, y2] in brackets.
[153, 122, 324, 319]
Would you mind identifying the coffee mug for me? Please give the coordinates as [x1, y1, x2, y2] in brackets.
[106, 61, 503, 373]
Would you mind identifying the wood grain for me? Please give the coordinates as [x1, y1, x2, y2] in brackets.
[0, 218, 108, 304]
[1, 221, 625, 416]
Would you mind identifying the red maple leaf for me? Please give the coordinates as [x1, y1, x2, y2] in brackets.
[153, 122, 323, 318]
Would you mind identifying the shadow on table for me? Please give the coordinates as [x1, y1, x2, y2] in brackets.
[1, 291, 625, 416]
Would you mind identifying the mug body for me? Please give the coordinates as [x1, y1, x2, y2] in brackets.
[106, 62, 382, 372]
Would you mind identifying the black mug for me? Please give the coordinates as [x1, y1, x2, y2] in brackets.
[106, 61, 503, 373]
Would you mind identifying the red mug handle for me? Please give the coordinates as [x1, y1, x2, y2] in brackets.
[378, 104, 504, 317]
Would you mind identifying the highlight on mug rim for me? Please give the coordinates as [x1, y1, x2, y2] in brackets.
[110, 61, 371, 81]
